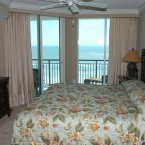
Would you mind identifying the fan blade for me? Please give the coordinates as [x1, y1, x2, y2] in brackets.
[77, 2, 107, 11]
[68, 4, 79, 14]
[38, 0, 67, 3]
[40, 3, 66, 9]
[38, 0, 59, 3]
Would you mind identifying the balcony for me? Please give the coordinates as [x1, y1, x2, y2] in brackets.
[78, 60, 108, 84]
[32, 59, 108, 89]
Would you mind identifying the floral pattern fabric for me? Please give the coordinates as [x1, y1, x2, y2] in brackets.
[121, 80, 145, 95]
[121, 80, 145, 114]
[12, 83, 145, 145]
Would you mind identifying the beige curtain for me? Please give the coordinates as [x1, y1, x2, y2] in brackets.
[0, 22, 6, 76]
[2, 12, 34, 107]
[108, 18, 138, 85]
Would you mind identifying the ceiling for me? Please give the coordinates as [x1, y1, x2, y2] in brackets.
[1, 0, 145, 15]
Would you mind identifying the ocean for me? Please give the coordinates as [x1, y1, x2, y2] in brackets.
[32, 45, 109, 85]
[32, 45, 109, 60]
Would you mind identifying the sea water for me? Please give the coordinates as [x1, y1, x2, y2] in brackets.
[32, 45, 109, 84]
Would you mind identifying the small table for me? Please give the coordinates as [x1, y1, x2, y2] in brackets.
[84, 77, 102, 84]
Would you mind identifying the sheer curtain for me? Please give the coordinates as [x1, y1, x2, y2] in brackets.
[3, 12, 34, 107]
[108, 18, 138, 85]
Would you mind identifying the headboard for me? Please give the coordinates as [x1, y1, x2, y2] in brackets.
[141, 48, 145, 83]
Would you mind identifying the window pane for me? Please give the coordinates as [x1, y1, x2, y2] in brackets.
[30, 15, 38, 60]
[78, 19, 109, 60]
[30, 15, 41, 96]
[41, 16, 59, 59]
[78, 18, 110, 84]
[41, 16, 60, 89]
[30, 15, 60, 97]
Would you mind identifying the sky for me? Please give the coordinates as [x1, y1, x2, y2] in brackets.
[78, 19, 110, 46]
[30, 19, 59, 46]
[30, 18, 110, 46]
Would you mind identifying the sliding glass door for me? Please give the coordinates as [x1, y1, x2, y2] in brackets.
[41, 16, 60, 90]
[78, 18, 110, 84]
[30, 15, 41, 96]
[30, 15, 60, 96]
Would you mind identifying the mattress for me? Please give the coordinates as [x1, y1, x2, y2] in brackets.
[12, 81, 145, 145]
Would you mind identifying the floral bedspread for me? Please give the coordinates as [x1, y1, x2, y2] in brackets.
[12, 83, 145, 145]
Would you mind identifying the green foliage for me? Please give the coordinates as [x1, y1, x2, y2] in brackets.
[104, 135, 111, 145]
[58, 114, 65, 122]
[53, 132, 60, 142]
[59, 141, 64, 145]
[127, 123, 140, 137]
[104, 116, 116, 124]
[115, 124, 124, 133]
[64, 122, 72, 131]
[90, 139, 99, 145]
[16, 119, 23, 127]
[128, 123, 135, 133]
[26, 119, 34, 128]
[75, 122, 84, 132]
[41, 136, 50, 145]
[53, 114, 65, 122]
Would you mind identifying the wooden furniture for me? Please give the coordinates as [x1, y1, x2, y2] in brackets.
[84, 75, 108, 84]
[0, 77, 11, 118]
[84, 77, 102, 84]
[141, 48, 145, 83]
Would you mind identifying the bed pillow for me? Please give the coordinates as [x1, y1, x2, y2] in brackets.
[121, 80, 145, 95]
[129, 89, 145, 112]
[121, 80, 145, 110]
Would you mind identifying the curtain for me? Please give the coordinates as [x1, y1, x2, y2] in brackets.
[2, 12, 34, 107]
[108, 18, 138, 85]
[0, 22, 6, 76]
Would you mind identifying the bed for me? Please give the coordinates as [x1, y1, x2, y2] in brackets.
[12, 80, 145, 145]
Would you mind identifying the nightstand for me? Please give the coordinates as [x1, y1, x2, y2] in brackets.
[118, 76, 129, 84]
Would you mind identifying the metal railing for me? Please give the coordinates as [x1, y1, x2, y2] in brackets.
[32, 59, 60, 87]
[32, 59, 108, 87]
[78, 60, 108, 83]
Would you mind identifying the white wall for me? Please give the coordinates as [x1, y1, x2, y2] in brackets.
[137, 7, 145, 79]
[138, 9, 145, 50]
[0, 3, 9, 20]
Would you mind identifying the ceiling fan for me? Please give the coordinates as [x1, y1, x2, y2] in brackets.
[39, 0, 107, 15]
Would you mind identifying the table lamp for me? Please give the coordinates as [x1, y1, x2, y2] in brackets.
[122, 48, 141, 79]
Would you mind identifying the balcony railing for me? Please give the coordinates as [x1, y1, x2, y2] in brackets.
[32, 59, 108, 87]
[78, 60, 108, 83]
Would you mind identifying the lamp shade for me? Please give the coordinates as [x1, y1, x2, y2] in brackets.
[122, 49, 141, 63]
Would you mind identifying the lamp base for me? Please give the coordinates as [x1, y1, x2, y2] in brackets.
[126, 62, 138, 80]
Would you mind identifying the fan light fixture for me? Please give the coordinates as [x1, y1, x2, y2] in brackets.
[68, 4, 79, 14]
[40, 0, 107, 15]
